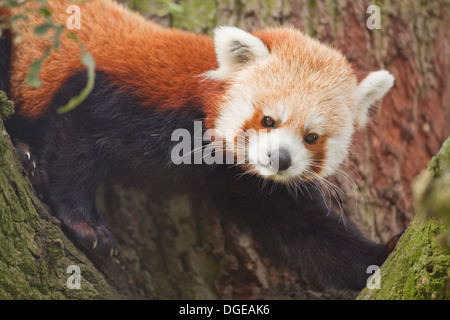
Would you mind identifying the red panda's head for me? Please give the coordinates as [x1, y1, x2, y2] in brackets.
[204, 26, 394, 184]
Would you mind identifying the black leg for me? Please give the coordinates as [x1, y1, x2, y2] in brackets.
[39, 128, 115, 257]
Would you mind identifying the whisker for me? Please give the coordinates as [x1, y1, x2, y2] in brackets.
[303, 167, 346, 222]
[308, 161, 365, 210]
[171, 143, 208, 162]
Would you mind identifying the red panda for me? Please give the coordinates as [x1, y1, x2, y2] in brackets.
[1, 0, 398, 290]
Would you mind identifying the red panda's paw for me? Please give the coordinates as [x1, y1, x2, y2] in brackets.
[61, 218, 117, 258]
[13, 139, 43, 196]
[14, 139, 37, 178]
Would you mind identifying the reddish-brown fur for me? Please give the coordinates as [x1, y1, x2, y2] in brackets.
[7, 0, 224, 121]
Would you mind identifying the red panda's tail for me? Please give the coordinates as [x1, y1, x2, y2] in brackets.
[0, 7, 12, 93]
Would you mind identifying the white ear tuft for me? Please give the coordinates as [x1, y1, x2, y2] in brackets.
[354, 70, 395, 127]
[204, 26, 269, 80]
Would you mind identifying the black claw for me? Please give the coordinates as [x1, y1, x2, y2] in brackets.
[14, 140, 34, 173]
[13, 139, 43, 194]
[61, 218, 116, 258]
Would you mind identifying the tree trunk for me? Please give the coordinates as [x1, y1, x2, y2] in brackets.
[1, 0, 449, 300]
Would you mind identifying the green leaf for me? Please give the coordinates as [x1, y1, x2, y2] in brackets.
[38, 7, 52, 18]
[80, 50, 95, 70]
[57, 48, 96, 114]
[66, 32, 78, 42]
[52, 24, 64, 48]
[9, 14, 28, 23]
[26, 59, 44, 87]
[34, 23, 53, 35]
[25, 47, 51, 88]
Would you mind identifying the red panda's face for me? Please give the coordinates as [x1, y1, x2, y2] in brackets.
[205, 27, 394, 184]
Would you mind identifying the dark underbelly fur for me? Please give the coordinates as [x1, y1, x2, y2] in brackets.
[3, 70, 399, 291]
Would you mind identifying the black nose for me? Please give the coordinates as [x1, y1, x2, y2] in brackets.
[277, 149, 291, 171]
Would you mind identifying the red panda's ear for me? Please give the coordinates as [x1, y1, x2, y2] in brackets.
[354, 70, 395, 128]
[204, 26, 269, 80]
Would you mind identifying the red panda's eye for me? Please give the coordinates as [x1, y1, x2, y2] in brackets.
[262, 116, 276, 128]
[304, 133, 319, 144]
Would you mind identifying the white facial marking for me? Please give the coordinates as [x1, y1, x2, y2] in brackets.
[304, 114, 326, 135]
[215, 89, 254, 152]
[322, 130, 352, 178]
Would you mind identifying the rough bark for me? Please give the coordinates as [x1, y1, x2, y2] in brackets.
[1, 0, 449, 300]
